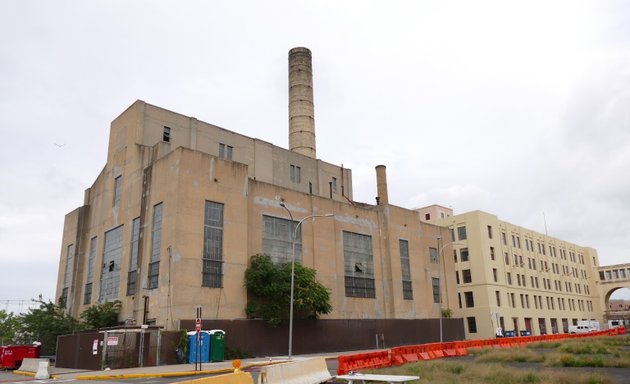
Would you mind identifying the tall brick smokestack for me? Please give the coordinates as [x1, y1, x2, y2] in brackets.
[288, 47, 316, 158]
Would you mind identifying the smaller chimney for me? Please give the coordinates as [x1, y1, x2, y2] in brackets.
[375, 165, 389, 205]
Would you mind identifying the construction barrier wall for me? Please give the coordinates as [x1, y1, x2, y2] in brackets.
[339, 326, 627, 374]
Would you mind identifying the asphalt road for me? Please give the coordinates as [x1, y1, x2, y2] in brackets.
[3, 359, 630, 384]
[1, 371, 193, 384]
[0, 359, 340, 384]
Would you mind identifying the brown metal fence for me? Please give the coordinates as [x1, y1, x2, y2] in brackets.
[57, 320, 464, 368]
[57, 331, 102, 370]
[56, 327, 182, 370]
[180, 318, 465, 358]
[102, 330, 149, 369]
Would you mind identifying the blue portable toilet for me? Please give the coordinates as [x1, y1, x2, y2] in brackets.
[187, 331, 210, 363]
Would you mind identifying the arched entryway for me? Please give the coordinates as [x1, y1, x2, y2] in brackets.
[603, 287, 630, 327]
[598, 264, 630, 327]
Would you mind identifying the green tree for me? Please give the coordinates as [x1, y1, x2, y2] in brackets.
[244, 254, 332, 326]
[80, 300, 122, 329]
[15, 299, 79, 355]
[0, 310, 19, 345]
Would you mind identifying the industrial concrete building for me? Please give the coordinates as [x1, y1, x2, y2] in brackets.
[55, 48, 458, 334]
[419, 207, 604, 339]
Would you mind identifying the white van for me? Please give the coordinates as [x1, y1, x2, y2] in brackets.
[569, 320, 600, 334]
[568, 324, 591, 334]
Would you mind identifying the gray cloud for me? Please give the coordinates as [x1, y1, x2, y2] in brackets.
[2, 0, 630, 304]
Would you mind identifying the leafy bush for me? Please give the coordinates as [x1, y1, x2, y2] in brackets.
[14, 299, 79, 355]
[79, 300, 122, 329]
[244, 254, 331, 326]
[0, 310, 18, 344]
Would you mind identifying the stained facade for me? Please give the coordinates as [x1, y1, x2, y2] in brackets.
[55, 99, 457, 329]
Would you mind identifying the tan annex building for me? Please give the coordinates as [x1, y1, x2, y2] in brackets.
[425, 209, 604, 340]
[54, 99, 458, 329]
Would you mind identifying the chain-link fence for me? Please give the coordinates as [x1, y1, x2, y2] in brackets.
[57, 327, 183, 370]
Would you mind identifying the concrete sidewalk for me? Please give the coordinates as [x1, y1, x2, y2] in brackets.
[41, 352, 342, 380]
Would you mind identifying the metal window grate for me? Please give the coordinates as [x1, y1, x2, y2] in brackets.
[61, 287, 68, 307]
[344, 276, 375, 298]
[203, 201, 224, 288]
[148, 261, 160, 289]
[344, 231, 375, 298]
[126, 271, 137, 296]
[400, 240, 413, 300]
[202, 260, 223, 288]
[402, 281, 413, 300]
[64, 244, 74, 288]
[86, 237, 97, 284]
[150, 204, 163, 263]
[99, 226, 123, 301]
[83, 283, 92, 305]
[432, 277, 441, 303]
[262, 215, 302, 265]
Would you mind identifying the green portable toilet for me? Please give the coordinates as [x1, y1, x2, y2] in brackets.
[208, 329, 225, 362]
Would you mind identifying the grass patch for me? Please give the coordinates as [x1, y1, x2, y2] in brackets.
[600, 335, 630, 347]
[364, 360, 614, 384]
[556, 354, 605, 367]
[537, 337, 630, 367]
[353, 335, 630, 383]
[562, 342, 609, 355]
[527, 341, 561, 349]
[546, 352, 630, 368]
[471, 347, 545, 363]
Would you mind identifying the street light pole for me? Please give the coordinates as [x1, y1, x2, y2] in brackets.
[436, 235, 456, 343]
[279, 202, 333, 360]
[437, 236, 443, 343]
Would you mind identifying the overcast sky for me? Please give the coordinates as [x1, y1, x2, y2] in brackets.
[2, 0, 629, 312]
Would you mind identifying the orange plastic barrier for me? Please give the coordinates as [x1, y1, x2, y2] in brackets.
[442, 342, 457, 357]
[417, 344, 433, 361]
[423, 343, 445, 358]
[488, 338, 501, 348]
[453, 341, 469, 356]
[358, 325, 627, 373]
[337, 349, 391, 375]
[391, 346, 419, 366]
[610, 326, 626, 335]
[513, 336, 530, 347]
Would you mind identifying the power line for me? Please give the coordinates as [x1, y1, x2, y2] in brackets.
[0, 300, 39, 314]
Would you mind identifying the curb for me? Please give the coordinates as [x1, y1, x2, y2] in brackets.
[73, 361, 283, 380]
[12, 370, 59, 379]
[12, 371, 35, 377]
